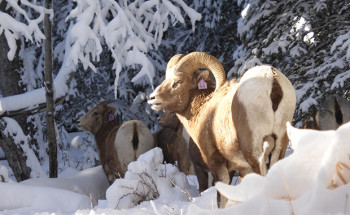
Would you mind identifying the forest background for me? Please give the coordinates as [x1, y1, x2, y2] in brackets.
[0, 0, 349, 181]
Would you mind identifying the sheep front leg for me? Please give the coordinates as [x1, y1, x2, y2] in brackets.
[213, 167, 230, 208]
[207, 151, 231, 208]
[194, 162, 209, 193]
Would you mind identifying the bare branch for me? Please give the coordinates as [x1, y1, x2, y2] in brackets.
[168, 176, 194, 202]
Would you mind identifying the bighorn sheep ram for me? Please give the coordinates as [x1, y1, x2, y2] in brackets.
[148, 52, 296, 207]
[78, 100, 154, 184]
[304, 95, 350, 130]
[155, 111, 213, 193]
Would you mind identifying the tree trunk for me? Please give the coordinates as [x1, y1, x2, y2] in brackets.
[0, 1, 31, 181]
[44, 0, 57, 178]
[0, 119, 32, 181]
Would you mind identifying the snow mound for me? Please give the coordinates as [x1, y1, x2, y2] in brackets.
[188, 121, 350, 215]
[0, 165, 109, 214]
[0, 183, 90, 213]
[20, 166, 109, 206]
[106, 147, 197, 209]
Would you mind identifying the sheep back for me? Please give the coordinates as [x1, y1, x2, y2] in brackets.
[115, 120, 155, 176]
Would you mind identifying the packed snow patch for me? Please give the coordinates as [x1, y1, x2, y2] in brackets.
[0, 166, 109, 214]
[20, 166, 109, 206]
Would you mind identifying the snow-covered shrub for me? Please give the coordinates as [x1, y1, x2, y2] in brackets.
[106, 147, 197, 209]
[58, 130, 99, 171]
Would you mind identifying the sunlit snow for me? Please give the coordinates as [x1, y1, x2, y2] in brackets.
[1, 122, 350, 214]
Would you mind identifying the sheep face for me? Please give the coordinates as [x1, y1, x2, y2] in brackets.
[150, 69, 215, 113]
[78, 100, 117, 134]
[150, 52, 224, 113]
[149, 72, 192, 112]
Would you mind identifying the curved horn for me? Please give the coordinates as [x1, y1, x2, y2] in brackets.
[175, 52, 225, 90]
[100, 100, 117, 106]
[166, 54, 185, 78]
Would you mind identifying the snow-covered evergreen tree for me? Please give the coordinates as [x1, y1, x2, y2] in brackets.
[0, 0, 201, 178]
[231, 0, 350, 126]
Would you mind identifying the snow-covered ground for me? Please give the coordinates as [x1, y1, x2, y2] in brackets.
[1, 122, 350, 215]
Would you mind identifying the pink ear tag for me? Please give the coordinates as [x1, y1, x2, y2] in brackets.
[108, 113, 115, 121]
[198, 77, 207, 90]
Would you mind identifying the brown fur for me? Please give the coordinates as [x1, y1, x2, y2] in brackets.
[304, 95, 350, 130]
[158, 111, 180, 129]
[149, 61, 295, 208]
[151, 73, 251, 208]
[80, 101, 155, 184]
[156, 111, 216, 192]
[78, 100, 122, 184]
[188, 139, 212, 192]
[154, 112, 194, 175]
[270, 67, 283, 112]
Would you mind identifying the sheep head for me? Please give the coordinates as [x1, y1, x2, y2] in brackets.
[78, 100, 118, 134]
[158, 112, 180, 130]
[149, 52, 225, 112]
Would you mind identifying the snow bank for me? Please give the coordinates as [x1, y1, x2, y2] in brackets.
[187, 121, 350, 215]
[0, 165, 109, 214]
[20, 166, 110, 206]
[0, 183, 90, 213]
[106, 147, 197, 209]
[2, 122, 350, 215]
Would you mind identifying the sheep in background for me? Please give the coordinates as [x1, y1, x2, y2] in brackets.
[316, 95, 350, 130]
[78, 100, 154, 184]
[304, 95, 350, 130]
[148, 52, 296, 207]
[155, 111, 214, 193]
[154, 111, 194, 175]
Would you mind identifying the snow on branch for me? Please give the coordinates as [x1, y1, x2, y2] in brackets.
[0, 0, 50, 60]
[64, 0, 102, 72]
[0, 0, 200, 115]
[92, 0, 201, 96]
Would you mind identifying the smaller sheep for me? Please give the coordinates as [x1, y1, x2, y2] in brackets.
[154, 112, 194, 175]
[304, 95, 350, 130]
[155, 112, 216, 193]
[78, 100, 154, 184]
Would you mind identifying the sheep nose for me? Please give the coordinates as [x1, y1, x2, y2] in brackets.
[149, 92, 156, 101]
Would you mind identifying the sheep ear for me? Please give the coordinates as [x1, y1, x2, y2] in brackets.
[191, 69, 210, 90]
[107, 101, 118, 115]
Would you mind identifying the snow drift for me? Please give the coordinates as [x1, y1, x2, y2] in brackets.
[1, 122, 350, 215]
[188, 121, 350, 215]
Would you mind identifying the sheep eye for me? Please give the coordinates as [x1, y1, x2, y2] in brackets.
[93, 112, 98, 117]
[172, 80, 182, 88]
